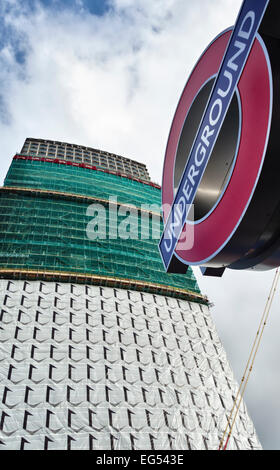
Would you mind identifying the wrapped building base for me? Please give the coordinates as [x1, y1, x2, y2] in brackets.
[0, 279, 261, 450]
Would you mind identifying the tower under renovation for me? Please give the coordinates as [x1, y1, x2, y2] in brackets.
[0, 138, 261, 450]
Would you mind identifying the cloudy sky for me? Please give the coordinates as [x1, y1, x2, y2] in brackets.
[1, 0, 279, 450]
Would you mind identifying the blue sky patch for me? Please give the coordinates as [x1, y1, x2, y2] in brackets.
[22, 0, 111, 16]
[0, 0, 111, 65]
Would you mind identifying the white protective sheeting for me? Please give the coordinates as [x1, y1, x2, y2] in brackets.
[0, 280, 261, 450]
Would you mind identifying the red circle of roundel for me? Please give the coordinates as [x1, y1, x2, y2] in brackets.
[162, 29, 272, 265]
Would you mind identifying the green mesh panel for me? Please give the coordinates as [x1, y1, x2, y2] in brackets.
[1, 158, 201, 295]
[4, 159, 161, 207]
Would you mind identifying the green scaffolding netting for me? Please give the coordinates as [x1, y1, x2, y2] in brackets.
[1, 158, 201, 296]
[5, 159, 161, 206]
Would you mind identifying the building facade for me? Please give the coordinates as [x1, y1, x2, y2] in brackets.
[0, 139, 261, 450]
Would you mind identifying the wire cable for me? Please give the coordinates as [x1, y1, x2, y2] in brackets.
[218, 268, 280, 450]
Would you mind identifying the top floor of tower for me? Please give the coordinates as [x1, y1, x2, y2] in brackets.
[20, 138, 151, 182]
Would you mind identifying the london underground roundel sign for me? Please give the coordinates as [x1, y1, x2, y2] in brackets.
[159, 0, 280, 277]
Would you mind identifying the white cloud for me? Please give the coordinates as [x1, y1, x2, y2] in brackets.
[0, 0, 242, 183]
[1, 0, 280, 449]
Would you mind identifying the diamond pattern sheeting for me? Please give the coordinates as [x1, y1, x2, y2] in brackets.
[0, 280, 261, 450]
